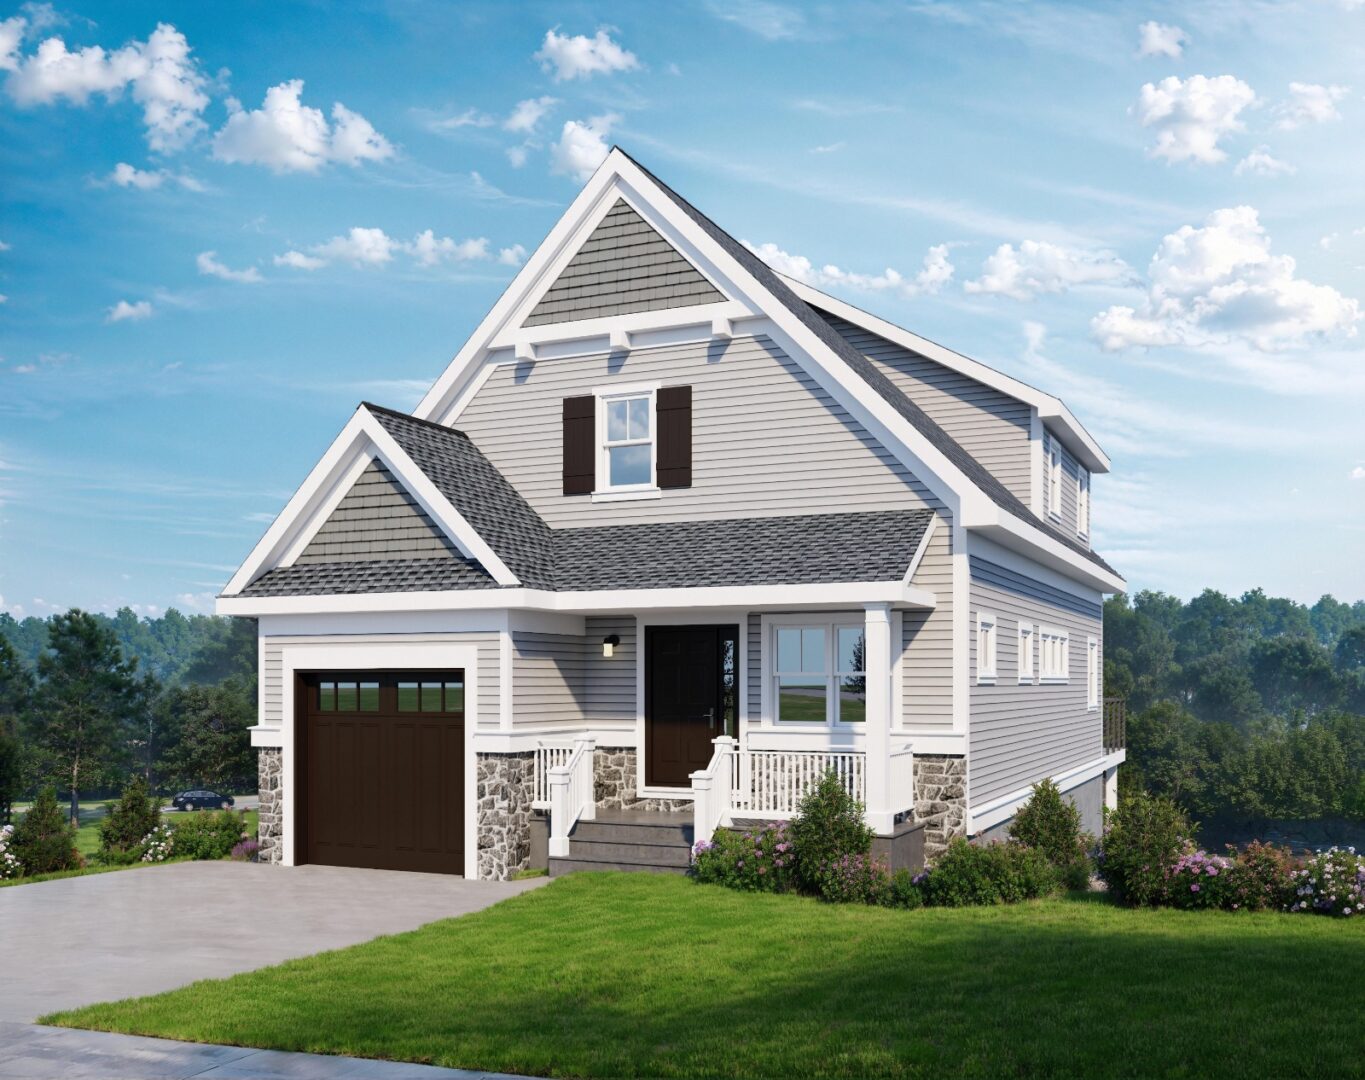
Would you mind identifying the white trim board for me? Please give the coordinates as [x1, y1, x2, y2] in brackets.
[967, 750, 1126, 835]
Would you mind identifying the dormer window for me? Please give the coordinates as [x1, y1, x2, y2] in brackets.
[601, 389, 655, 490]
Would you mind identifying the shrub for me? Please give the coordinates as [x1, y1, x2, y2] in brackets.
[1010, 780, 1092, 890]
[1289, 847, 1365, 917]
[692, 822, 798, 893]
[172, 809, 247, 860]
[883, 867, 925, 910]
[140, 823, 175, 863]
[814, 853, 890, 904]
[98, 776, 162, 865]
[790, 770, 874, 895]
[11, 786, 81, 876]
[0, 823, 20, 879]
[1097, 791, 1192, 907]
[918, 838, 1059, 907]
[230, 838, 261, 862]
[1165, 849, 1234, 910]
[1222, 841, 1297, 912]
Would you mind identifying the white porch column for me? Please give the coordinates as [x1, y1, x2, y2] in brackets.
[863, 602, 895, 834]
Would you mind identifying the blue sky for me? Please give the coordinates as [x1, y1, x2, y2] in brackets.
[2, 0, 1363, 618]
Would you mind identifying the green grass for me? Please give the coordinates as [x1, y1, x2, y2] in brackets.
[44, 873, 1365, 1079]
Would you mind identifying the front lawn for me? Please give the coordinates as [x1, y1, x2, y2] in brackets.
[45, 873, 1365, 1079]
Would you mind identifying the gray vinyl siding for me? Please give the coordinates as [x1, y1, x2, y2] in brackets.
[1044, 428, 1086, 546]
[747, 614, 761, 724]
[296, 460, 454, 564]
[584, 615, 636, 726]
[513, 632, 587, 728]
[967, 556, 1103, 804]
[901, 518, 954, 730]
[824, 313, 1033, 504]
[524, 199, 724, 327]
[259, 632, 500, 728]
[457, 334, 941, 527]
[975, 771, 1105, 842]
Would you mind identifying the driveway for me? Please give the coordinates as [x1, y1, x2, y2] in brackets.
[0, 862, 545, 1022]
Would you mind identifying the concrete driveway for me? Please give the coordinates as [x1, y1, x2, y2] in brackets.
[0, 862, 545, 1022]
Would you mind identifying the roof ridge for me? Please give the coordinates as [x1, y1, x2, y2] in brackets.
[360, 401, 471, 441]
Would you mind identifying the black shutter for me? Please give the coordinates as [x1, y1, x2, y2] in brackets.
[656, 385, 692, 489]
[562, 395, 595, 495]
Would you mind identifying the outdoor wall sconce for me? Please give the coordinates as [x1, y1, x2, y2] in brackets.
[602, 634, 621, 658]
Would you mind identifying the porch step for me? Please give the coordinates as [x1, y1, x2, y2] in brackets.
[548, 810, 695, 877]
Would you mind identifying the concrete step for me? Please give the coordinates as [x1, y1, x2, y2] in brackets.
[549, 857, 689, 877]
[572, 818, 693, 846]
[568, 839, 693, 867]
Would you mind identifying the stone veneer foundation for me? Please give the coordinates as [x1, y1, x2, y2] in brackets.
[256, 747, 283, 864]
[476, 751, 536, 880]
[593, 746, 692, 813]
[913, 754, 967, 860]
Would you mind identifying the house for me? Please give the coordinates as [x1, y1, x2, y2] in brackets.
[217, 148, 1126, 880]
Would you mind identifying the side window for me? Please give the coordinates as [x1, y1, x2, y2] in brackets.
[1017, 623, 1035, 683]
[976, 612, 997, 684]
[1047, 436, 1061, 518]
[1077, 466, 1091, 538]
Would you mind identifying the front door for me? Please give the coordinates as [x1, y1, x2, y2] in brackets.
[645, 626, 738, 787]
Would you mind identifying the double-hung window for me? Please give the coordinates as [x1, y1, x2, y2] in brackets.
[773, 622, 866, 724]
[1040, 626, 1069, 683]
[1047, 436, 1062, 518]
[1017, 622, 1036, 683]
[600, 389, 655, 491]
[1087, 637, 1099, 709]
[1077, 466, 1091, 538]
[976, 612, 998, 684]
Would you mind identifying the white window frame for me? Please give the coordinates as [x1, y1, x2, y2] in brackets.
[593, 383, 659, 500]
[1047, 435, 1062, 519]
[768, 618, 867, 727]
[1077, 466, 1091, 539]
[1086, 636, 1099, 709]
[1017, 622, 1036, 684]
[1040, 625, 1069, 684]
[975, 611, 998, 685]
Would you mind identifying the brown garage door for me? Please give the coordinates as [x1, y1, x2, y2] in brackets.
[299, 671, 465, 875]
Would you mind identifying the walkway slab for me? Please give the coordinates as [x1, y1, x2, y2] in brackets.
[0, 1023, 525, 1079]
[0, 861, 545, 1022]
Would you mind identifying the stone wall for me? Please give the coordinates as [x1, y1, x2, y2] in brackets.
[476, 751, 536, 880]
[914, 753, 966, 861]
[593, 746, 692, 813]
[257, 747, 283, 864]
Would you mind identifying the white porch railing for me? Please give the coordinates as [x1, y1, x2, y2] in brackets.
[547, 737, 596, 858]
[889, 743, 915, 818]
[531, 740, 575, 810]
[689, 736, 736, 846]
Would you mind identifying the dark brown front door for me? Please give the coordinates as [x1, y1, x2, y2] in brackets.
[645, 626, 738, 787]
[298, 671, 464, 875]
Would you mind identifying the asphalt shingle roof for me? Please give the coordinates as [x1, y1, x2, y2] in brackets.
[240, 557, 498, 597]
[618, 150, 1118, 580]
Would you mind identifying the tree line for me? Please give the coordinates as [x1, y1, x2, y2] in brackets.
[0, 608, 257, 825]
[1106, 589, 1365, 825]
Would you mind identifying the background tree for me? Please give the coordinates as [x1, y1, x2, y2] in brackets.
[28, 610, 141, 825]
[0, 636, 33, 823]
[156, 678, 256, 793]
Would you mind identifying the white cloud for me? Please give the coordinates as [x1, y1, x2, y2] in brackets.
[1273, 82, 1349, 130]
[0, 294, 6, 304]
[0, 16, 27, 72]
[534, 29, 639, 82]
[1092, 206, 1361, 352]
[1320, 233, 1338, 250]
[424, 106, 494, 131]
[212, 80, 393, 173]
[506, 145, 528, 168]
[1351, 466, 1365, 481]
[704, 0, 806, 40]
[747, 240, 955, 297]
[965, 240, 1130, 300]
[5, 22, 209, 152]
[312, 227, 399, 266]
[1137, 20, 1186, 58]
[1133, 74, 1256, 164]
[107, 299, 152, 322]
[498, 244, 527, 266]
[408, 230, 489, 267]
[273, 250, 325, 270]
[810, 142, 844, 154]
[196, 250, 261, 283]
[504, 95, 556, 133]
[550, 114, 617, 181]
[0, 238, 9, 250]
[1234, 146, 1296, 177]
[108, 161, 162, 189]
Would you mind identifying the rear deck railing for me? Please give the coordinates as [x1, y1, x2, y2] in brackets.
[1103, 697, 1127, 753]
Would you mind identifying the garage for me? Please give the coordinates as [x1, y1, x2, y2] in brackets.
[298, 671, 465, 875]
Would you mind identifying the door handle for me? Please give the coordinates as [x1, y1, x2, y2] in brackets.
[704, 707, 716, 729]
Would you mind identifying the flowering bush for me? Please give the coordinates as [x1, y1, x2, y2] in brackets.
[692, 822, 798, 893]
[814, 852, 890, 904]
[1289, 847, 1364, 917]
[0, 823, 21, 880]
[230, 838, 261, 862]
[139, 823, 175, 863]
[1097, 792, 1191, 907]
[918, 838, 1059, 907]
[789, 770, 874, 894]
[883, 867, 925, 909]
[1165, 849, 1233, 910]
[1221, 841, 1298, 912]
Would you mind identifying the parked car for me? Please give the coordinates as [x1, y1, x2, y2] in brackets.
[172, 789, 235, 811]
